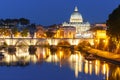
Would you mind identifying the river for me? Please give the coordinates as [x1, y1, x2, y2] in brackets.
[0, 46, 119, 80]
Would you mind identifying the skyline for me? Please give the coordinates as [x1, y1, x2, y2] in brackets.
[0, 0, 120, 26]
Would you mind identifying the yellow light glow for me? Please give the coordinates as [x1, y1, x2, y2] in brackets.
[96, 30, 107, 39]
[89, 62, 92, 75]
[95, 60, 100, 75]
[102, 63, 109, 77]
[46, 54, 59, 63]
[75, 59, 79, 78]
[84, 60, 88, 74]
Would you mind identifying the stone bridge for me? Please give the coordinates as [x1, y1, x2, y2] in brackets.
[0, 38, 94, 46]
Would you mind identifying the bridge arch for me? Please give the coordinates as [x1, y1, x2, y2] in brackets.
[36, 39, 49, 46]
[57, 40, 71, 46]
[0, 39, 7, 45]
[15, 39, 29, 47]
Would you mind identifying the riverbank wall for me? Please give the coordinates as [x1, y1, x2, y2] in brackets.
[80, 46, 120, 64]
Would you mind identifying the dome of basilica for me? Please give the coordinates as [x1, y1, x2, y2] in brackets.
[70, 6, 83, 23]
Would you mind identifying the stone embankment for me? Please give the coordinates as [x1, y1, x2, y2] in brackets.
[82, 46, 120, 63]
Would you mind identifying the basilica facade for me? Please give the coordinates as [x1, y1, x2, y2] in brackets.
[62, 6, 91, 38]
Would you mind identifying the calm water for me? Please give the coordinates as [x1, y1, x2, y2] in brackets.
[0, 46, 120, 80]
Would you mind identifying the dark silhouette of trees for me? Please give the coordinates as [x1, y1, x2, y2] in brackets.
[0, 18, 33, 38]
[19, 18, 30, 26]
[12, 19, 19, 25]
[45, 24, 58, 38]
[11, 27, 19, 37]
[4, 19, 12, 25]
[45, 30, 55, 38]
[29, 24, 36, 38]
[48, 24, 57, 28]
[21, 28, 29, 37]
[30, 24, 36, 30]
[0, 19, 4, 27]
[107, 5, 120, 39]
[0, 18, 30, 26]
[106, 5, 120, 53]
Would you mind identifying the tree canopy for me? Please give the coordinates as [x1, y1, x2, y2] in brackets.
[45, 30, 55, 38]
[19, 18, 30, 25]
[11, 27, 19, 37]
[106, 5, 120, 53]
[106, 5, 120, 39]
[21, 28, 29, 37]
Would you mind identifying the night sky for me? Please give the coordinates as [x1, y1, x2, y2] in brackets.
[0, 0, 120, 26]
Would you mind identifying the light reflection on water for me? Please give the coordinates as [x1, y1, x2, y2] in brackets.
[0, 46, 120, 80]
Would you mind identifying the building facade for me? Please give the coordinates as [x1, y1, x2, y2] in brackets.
[36, 25, 46, 38]
[62, 6, 91, 38]
[54, 26, 76, 38]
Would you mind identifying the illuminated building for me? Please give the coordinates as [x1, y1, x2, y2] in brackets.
[94, 23, 107, 30]
[94, 30, 108, 49]
[62, 6, 91, 38]
[95, 30, 107, 39]
[36, 25, 46, 38]
[54, 26, 76, 38]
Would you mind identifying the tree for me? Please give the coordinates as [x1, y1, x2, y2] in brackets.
[11, 27, 19, 37]
[48, 24, 57, 28]
[0, 19, 4, 27]
[0, 27, 11, 37]
[19, 18, 30, 26]
[21, 28, 29, 37]
[106, 5, 120, 53]
[12, 19, 19, 25]
[4, 19, 12, 25]
[45, 30, 55, 38]
[107, 5, 120, 38]
[3, 28, 11, 36]
[30, 24, 36, 30]
[29, 24, 36, 38]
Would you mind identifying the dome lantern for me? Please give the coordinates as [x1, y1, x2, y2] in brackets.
[74, 6, 78, 12]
